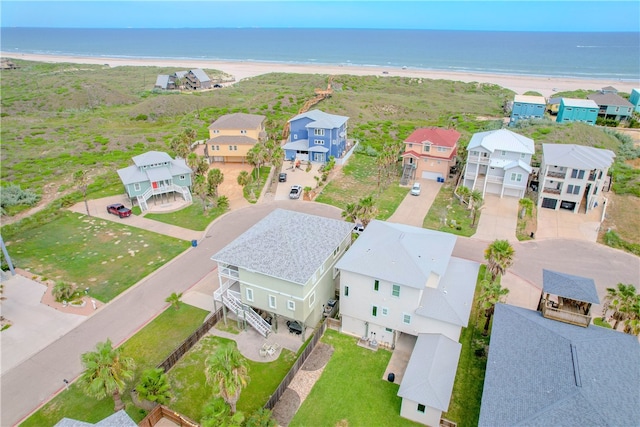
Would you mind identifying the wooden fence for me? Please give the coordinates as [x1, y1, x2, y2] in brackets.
[156, 309, 223, 372]
[263, 320, 327, 410]
[138, 404, 199, 427]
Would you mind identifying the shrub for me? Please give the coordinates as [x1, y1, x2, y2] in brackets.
[133, 114, 148, 121]
[0, 184, 40, 209]
[135, 368, 172, 405]
[52, 282, 76, 302]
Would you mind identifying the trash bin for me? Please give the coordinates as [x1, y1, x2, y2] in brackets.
[191, 239, 198, 247]
[530, 232, 535, 239]
[387, 372, 395, 382]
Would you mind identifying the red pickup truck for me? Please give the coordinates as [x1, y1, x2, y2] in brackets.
[107, 203, 132, 218]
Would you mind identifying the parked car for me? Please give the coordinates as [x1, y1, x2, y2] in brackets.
[286, 320, 303, 335]
[353, 223, 365, 234]
[289, 185, 302, 199]
[107, 203, 132, 218]
[279, 172, 287, 182]
[410, 182, 421, 196]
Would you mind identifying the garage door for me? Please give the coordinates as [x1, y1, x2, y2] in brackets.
[421, 171, 443, 181]
[541, 198, 557, 209]
[560, 200, 576, 211]
[503, 187, 522, 198]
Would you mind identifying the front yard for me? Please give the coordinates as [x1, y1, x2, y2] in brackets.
[143, 200, 228, 231]
[422, 183, 479, 237]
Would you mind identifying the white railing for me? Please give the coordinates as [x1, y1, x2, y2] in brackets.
[219, 266, 239, 279]
[467, 156, 490, 164]
[486, 175, 504, 183]
[221, 289, 271, 337]
[213, 278, 237, 302]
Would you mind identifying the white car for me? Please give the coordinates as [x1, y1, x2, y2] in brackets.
[289, 185, 302, 199]
[410, 182, 421, 196]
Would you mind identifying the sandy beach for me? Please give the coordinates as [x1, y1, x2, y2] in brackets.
[3, 52, 639, 98]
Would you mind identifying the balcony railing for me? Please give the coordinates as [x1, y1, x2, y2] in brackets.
[543, 187, 561, 194]
[541, 303, 591, 327]
[546, 171, 566, 179]
[467, 155, 490, 164]
[486, 175, 504, 183]
[219, 265, 239, 279]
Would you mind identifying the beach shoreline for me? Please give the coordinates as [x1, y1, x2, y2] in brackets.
[3, 52, 639, 98]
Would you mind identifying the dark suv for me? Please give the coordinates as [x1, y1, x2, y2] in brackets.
[279, 172, 287, 182]
[107, 203, 132, 218]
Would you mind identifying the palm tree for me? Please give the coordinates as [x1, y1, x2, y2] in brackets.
[201, 397, 245, 427]
[74, 170, 90, 216]
[135, 368, 172, 406]
[205, 345, 250, 414]
[457, 185, 471, 205]
[245, 408, 277, 427]
[601, 283, 639, 331]
[165, 292, 183, 310]
[470, 190, 483, 227]
[518, 197, 535, 219]
[170, 136, 190, 159]
[341, 202, 359, 223]
[484, 239, 515, 282]
[207, 168, 224, 197]
[478, 279, 510, 335]
[237, 171, 251, 188]
[192, 175, 209, 212]
[78, 339, 135, 411]
[357, 195, 378, 228]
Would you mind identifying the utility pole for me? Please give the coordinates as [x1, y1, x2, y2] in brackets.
[0, 235, 16, 276]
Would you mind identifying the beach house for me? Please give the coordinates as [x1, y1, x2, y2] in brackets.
[537, 143, 615, 213]
[282, 109, 349, 163]
[556, 98, 599, 125]
[400, 127, 460, 183]
[204, 113, 267, 163]
[509, 94, 546, 125]
[211, 209, 354, 339]
[116, 151, 192, 212]
[587, 86, 634, 122]
[630, 88, 640, 113]
[336, 220, 479, 426]
[462, 129, 534, 198]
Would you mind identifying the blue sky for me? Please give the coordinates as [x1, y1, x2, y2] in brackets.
[1, 1, 639, 31]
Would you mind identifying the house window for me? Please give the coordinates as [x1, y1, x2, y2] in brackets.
[246, 288, 254, 302]
[381, 307, 389, 316]
[372, 305, 378, 317]
[471, 151, 478, 156]
[417, 404, 426, 413]
[571, 169, 585, 179]
[309, 292, 315, 307]
[133, 183, 141, 191]
[520, 153, 526, 159]
[180, 175, 185, 180]
[385, 327, 393, 333]
[567, 185, 581, 195]
[392, 284, 400, 297]
[229, 145, 233, 150]
[240, 130, 247, 134]
[344, 285, 349, 297]
[213, 130, 219, 134]
[423, 144, 430, 153]
[510, 173, 522, 182]
[314, 129, 325, 136]
[374, 280, 379, 291]
[437, 146, 448, 152]
[268, 295, 277, 309]
[233, 145, 238, 151]
[403, 313, 411, 324]
[501, 150, 507, 156]
[333, 246, 340, 257]
[287, 300, 295, 311]
[314, 140, 325, 145]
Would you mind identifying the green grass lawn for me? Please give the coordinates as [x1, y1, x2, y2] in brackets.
[20, 304, 209, 427]
[5, 211, 190, 302]
[166, 335, 297, 422]
[143, 200, 227, 231]
[244, 166, 272, 203]
[315, 153, 409, 220]
[423, 183, 478, 237]
[290, 329, 421, 427]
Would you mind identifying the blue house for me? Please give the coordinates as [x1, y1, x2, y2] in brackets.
[282, 109, 349, 163]
[117, 151, 192, 212]
[510, 95, 546, 125]
[628, 88, 640, 113]
[556, 98, 598, 125]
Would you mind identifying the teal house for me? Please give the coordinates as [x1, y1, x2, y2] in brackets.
[117, 151, 192, 212]
[630, 88, 640, 113]
[509, 95, 547, 125]
[556, 98, 598, 125]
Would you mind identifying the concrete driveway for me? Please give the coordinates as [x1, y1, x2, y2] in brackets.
[471, 194, 520, 243]
[387, 179, 441, 227]
[272, 162, 323, 201]
[535, 201, 605, 242]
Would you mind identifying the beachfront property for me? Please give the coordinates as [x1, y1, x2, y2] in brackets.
[630, 88, 640, 113]
[556, 98, 599, 125]
[537, 143, 615, 214]
[400, 127, 460, 184]
[282, 109, 349, 163]
[204, 113, 267, 163]
[336, 220, 478, 426]
[211, 209, 354, 339]
[116, 151, 192, 212]
[479, 302, 640, 426]
[462, 129, 534, 198]
[154, 68, 212, 91]
[587, 86, 634, 122]
[509, 94, 546, 125]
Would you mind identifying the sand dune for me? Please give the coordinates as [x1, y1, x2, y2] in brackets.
[3, 52, 638, 98]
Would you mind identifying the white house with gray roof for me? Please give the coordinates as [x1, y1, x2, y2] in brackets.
[116, 151, 192, 212]
[211, 209, 354, 338]
[479, 303, 640, 427]
[538, 143, 615, 213]
[463, 129, 535, 198]
[335, 220, 479, 425]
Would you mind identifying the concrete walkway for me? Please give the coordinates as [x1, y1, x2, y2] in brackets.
[471, 194, 520, 243]
[387, 179, 441, 227]
[535, 201, 605, 242]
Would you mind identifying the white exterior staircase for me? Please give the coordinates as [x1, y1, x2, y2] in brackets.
[136, 184, 192, 212]
[216, 288, 271, 338]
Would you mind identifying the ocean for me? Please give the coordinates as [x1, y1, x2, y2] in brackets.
[1, 28, 638, 81]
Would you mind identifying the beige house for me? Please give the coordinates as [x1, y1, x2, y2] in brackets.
[401, 127, 461, 183]
[205, 113, 267, 163]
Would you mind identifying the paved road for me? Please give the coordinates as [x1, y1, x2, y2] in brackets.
[1, 201, 342, 427]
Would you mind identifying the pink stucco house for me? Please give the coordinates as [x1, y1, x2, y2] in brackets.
[401, 127, 461, 183]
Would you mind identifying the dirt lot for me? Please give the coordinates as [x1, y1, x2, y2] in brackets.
[600, 191, 640, 245]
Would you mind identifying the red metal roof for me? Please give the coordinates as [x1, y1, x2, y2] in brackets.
[404, 127, 461, 148]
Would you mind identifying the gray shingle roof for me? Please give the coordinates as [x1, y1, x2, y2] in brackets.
[587, 92, 634, 108]
[190, 68, 211, 83]
[211, 209, 354, 285]
[289, 109, 349, 129]
[397, 333, 461, 411]
[117, 152, 192, 185]
[208, 113, 266, 130]
[132, 151, 173, 167]
[155, 74, 170, 88]
[335, 220, 457, 289]
[542, 269, 600, 304]
[479, 304, 640, 427]
[467, 129, 535, 154]
[54, 410, 137, 427]
[542, 144, 615, 170]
